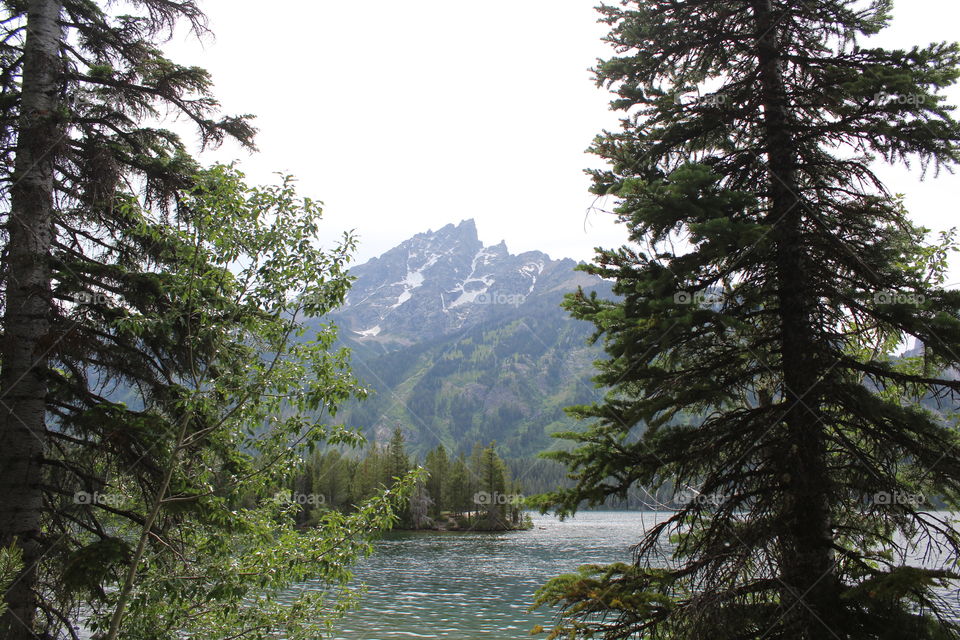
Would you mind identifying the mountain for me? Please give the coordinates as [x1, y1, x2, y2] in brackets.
[321, 219, 610, 457]
[334, 219, 600, 349]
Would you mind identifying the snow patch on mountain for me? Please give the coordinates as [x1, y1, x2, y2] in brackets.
[447, 247, 500, 309]
[449, 283, 491, 308]
[328, 219, 600, 344]
[390, 262, 430, 309]
[521, 261, 544, 276]
[520, 260, 544, 294]
[402, 269, 426, 288]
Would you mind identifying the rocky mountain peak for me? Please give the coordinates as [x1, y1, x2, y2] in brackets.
[333, 219, 595, 348]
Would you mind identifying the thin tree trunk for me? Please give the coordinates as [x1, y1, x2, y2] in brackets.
[104, 419, 186, 640]
[0, 1, 64, 638]
[750, 1, 840, 638]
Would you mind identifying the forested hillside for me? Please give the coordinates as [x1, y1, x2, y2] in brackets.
[319, 220, 612, 457]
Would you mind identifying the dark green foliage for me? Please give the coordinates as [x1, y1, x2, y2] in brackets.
[62, 537, 130, 598]
[336, 306, 606, 457]
[425, 444, 450, 517]
[0, 1, 256, 635]
[0, 2, 412, 637]
[535, 1, 960, 639]
[46, 166, 401, 639]
[388, 426, 411, 480]
[295, 439, 529, 531]
[448, 453, 474, 516]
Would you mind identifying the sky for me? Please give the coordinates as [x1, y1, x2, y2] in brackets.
[167, 0, 960, 282]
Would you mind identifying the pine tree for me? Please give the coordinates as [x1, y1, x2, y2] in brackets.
[385, 427, 414, 526]
[507, 479, 525, 526]
[0, 1, 256, 635]
[387, 426, 410, 483]
[350, 444, 382, 506]
[331, 451, 358, 510]
[307, 449, 355, 514]
[448, 453, 472, 517]
[0, 3, 65, 633]
[467, 441, 485, 518]
[0, 3, 415, 638]
[477, 443, 508, 528]
[536, 1, 960, 639]
[425, 444, 450, 516]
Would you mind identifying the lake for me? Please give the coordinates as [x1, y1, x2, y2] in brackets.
[314, 511, 665, 640]
[293, 510, 960, 640]
[72, 510, 960, 638]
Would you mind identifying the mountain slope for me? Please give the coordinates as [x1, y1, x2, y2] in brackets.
[322, 220, 610, 456]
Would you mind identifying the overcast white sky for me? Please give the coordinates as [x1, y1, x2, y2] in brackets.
[169, 1, 960, 282]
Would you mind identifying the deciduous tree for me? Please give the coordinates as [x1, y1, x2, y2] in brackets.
[1, 0, 255, 633]
[0, 2, 412, 638]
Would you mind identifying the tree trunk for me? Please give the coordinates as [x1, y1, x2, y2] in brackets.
[0, 1, 63, 638]
[749, 1, 841, 638]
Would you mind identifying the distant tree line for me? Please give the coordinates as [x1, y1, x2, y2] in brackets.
[291, 428, 529, 531]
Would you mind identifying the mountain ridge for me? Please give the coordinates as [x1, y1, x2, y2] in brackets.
[322, 219, 610, 456]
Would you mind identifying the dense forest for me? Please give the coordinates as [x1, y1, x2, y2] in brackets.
[337, 312, 603, 457]
[289, 429, 529, 531]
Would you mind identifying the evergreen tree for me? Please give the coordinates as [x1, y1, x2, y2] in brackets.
[467, 441, 485, 517]
[0, 1, 255, 635]
[448, 453, 472, 517]
[349, 444, 383, 506]
[536, 2, 960, 639]
[425, 444, 450, 516]
[308, 449, 355, 514]
[506, 479, 525, 526]
[0, 3, 65, 632]
[387, 426, 411, 483]
[477, 443, 508, 528]
[0, 2, 417, 638]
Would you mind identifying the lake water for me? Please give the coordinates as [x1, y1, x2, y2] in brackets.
[316, 511, 665, 640]
[294, 510, 960, 640]
[71, 510, 960, 638]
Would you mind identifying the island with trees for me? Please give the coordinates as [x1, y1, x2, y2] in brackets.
[288, 428, 532, 532]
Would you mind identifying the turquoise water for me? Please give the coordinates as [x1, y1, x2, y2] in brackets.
[289, 510, 960, 640]
[70, 509, 959, 638]
[314, 511, 665, 640]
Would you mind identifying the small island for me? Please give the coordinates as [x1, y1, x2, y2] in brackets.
[286, 428, 533, 532]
